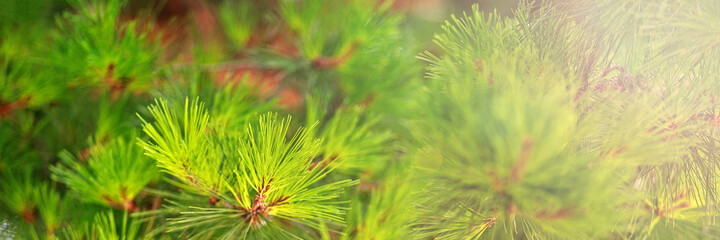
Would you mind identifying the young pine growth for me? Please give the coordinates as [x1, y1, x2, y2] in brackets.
[52, 135, 159, 212]
[138, 98, 355, 239]
[58, 211, 142, 240]
[0, 171, 65, 239]
[48, 0, 160, 98]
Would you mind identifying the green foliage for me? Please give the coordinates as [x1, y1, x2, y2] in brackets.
[410, 1, 720, 239]
[138, 98, 355, 238]
[0, 0, 51, 27]
[152, 70, 277, 131]
[0, 121, 42, 172]
[280, 0, 393, 59]
[416, 45, 629, 238]
[217, 0, 258, 50]
[0, 54, 61, 110]
[1, 171, 41, 224]
[58, 210, 143, 240]
[139, 98, 223, 194]
[92, 211, 142, 240]
[336, 21, 421, 110]
[34, 183, 65, 237]
[340, 163, 416, 240]
[0, 171, 65, 239]
[52, 134, 158, 210]
[228, 114, 354, 227]
[0, 0, 61, 110]
[305, 98, 393, 174]
[48, 0, 160, 93]
[5, 0, 720, 239]
[206, 81, 277, 130]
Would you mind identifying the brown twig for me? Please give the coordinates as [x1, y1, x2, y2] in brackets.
[312, 41, 360, 69]
[0, 96, 31, 118]
[510, 137, 534, 183]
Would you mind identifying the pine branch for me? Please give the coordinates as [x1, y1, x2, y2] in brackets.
[139, 98, 355, 238]
[52, 135, 159, 211]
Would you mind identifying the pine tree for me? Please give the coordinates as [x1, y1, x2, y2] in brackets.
[2, 0, 720, 239]
[413, 1, 720, 239]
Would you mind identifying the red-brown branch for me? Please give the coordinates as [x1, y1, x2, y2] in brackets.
[21, 207, 37, 224]
[101, 190, 137, 212]
[510, 138, 534, 183]
[535, 207, 575, 220]
[313, 42, 360, 69]
[0, 96, 31, 118]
